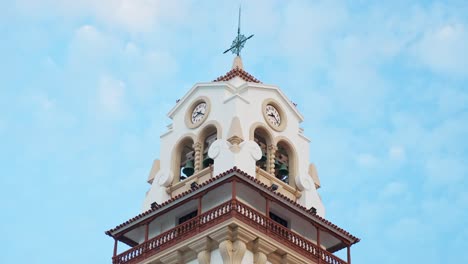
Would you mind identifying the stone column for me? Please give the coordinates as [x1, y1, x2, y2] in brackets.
[188, 237, 212, 264]
[268, 145, 277, 175]
[193, 142, 203, 173]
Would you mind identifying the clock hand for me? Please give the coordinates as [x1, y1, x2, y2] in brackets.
[268, 113, 279, 123]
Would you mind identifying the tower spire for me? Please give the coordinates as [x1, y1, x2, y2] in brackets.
[238, 5, 241, 36]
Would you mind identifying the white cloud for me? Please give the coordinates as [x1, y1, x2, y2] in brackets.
[97, 76, 126, 117]
[412, 24, 468, 76]
[16, 0, 192, 33]
[68, 24, 113, 68]
[381, 181, 408, 198]
[425, 157, 465, 186]
[29, 93, 55, 111]
[91, 0, 159, 32]
[356, 153, 378, 167]
[72, 25, 107, 53]
[124, 42, 140, 57]
[389, 145, 406, 161]
[386, 217, 429, 242]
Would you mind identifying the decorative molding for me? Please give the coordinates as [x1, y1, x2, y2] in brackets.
[159, 250, 183, 264]
[157, 169, 174, 187]
[232, 240, 247, 264]
[189, 236, 212, 264]
[281, 253, 304, 264]
[188, 236, 212, 252]
[219, 240, 233, 264]
[308, 163, 321, 189]
[233, 226, 257, 244]
[253, 238, 276, 264]
[218, 239, 247, 264]
[227, 117, 244, 148]
[147, 159, 160, 184]
[209, 226, 233, 244]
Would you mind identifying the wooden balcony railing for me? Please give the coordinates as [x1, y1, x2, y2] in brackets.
[113, 200, 346, 264]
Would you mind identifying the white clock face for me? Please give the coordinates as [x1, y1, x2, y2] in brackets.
[191, 102, 207, 124]
[265, 104, 281, 127]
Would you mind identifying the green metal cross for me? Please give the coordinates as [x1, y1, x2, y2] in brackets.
[223, 6, 254, 56]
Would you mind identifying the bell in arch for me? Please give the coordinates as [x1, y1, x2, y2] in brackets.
[182, 160, 194, 177]
[203, 153, 214, 168]
[278, 163, 289, 176]
[260, 149, 267, 162]
[274, 159, 281, 169]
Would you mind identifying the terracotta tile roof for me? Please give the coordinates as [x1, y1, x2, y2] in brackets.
[213, 67, 262, 83]
[105, 167, 360, 244]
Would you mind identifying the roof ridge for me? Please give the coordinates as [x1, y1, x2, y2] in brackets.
[213, 67, 262, 83]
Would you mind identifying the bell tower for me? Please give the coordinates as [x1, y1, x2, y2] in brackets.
[105, 10, 359, 264]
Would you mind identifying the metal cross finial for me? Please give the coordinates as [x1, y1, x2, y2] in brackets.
[223, 6, 254, 56]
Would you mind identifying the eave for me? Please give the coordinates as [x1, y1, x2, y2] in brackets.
[105, 167, 359, 246]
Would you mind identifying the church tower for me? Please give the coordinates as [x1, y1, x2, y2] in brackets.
[105, 12, 359, 264]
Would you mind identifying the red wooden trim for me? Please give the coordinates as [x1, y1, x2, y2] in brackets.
[234, 177, 353, 245]
[112, 199, 347, 264]
[113, 239, 118, 257]
[110, 173, 356, 247]
[317, 226, 321, 264]
[198, 196, 202, 214]
[119, 236, 139, 247]
[144, 223, 149, 242]
[232, 178, 237, 199]
[114, 181, 231, 237]
[266, 198, 270, 216]
[347, 246, 351, 264]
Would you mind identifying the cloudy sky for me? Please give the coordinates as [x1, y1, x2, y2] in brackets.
[1, 0, 467, 263]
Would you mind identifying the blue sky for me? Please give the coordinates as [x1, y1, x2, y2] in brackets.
[1, 0, 467, 263]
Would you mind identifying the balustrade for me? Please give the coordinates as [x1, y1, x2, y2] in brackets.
[113, 199, 347, 264]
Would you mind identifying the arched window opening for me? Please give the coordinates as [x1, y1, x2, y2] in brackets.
[179, 140, 195, 181]
[275, 142, 290, 184]
[202, 132, 217, 169]
[254, 133, 268, 171]
[199, 125, 218, 170]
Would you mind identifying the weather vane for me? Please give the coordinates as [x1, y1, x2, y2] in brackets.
[223, 6, 254, 56]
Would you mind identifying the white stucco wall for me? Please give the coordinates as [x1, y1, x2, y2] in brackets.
[210, 248, 223, 264]
[242, 249, 254, 264]
[142, 73, 325, 216]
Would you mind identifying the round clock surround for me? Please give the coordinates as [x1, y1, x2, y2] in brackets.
[262, 99, 287, 132]
[185, 96, 211, 129]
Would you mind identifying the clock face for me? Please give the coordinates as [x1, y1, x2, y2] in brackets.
[191, 102, 207, 124]
[265, 104, 281, 127]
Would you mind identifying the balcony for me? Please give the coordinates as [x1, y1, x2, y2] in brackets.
[113, 199, 347, 264]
